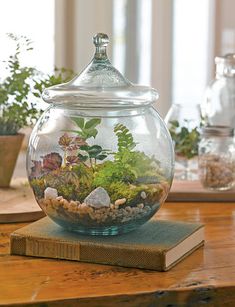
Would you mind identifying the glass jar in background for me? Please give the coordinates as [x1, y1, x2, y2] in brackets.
[201, 54, 235, 127]
[198, 126, 235, 191]
[165, 104, 201, 180]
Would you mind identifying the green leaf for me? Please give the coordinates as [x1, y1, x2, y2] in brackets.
[89, 145, 102, 151]
[96, 154, 108, 160]
[63, 129, 85, 137]
[0, 34, 75, 135]
[72, 117, 84, 129]
[114, 123, 136, 152]
[169, 120, 200, 159]
[77, 153, 88, 161]
[88, 145, 102, 158]
[87, 128, 98, 138]
[169, 120, 179, 128]
[84, 118, 101, 129]
[80, 145, 90, 151]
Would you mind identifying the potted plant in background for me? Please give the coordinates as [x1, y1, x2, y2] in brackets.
[165, 104, 201, 180]
[0, 34, 74, 187]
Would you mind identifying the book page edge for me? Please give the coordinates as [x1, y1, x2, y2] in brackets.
[165, 227, 204, 269]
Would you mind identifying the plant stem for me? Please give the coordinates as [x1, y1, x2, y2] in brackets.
[89, 157, 95, 173]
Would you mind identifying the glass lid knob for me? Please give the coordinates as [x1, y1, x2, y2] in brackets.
[93, 33, 109, 47]
[93, 33, 110, 61]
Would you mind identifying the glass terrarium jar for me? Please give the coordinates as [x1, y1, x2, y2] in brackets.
[165, 104, 200, 180]
[198, 126, 235, 191]
[201, 54, 235, 127]
[27, 33, 174, 235]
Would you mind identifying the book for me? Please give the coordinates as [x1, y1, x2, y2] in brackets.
[10, 217, 204, 271]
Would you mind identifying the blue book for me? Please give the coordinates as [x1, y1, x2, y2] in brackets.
[10, 217, 204, 271]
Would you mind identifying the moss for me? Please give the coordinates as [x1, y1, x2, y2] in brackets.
[102, 181, 163, 205]
[30, 177, 46, 199]
[30, 163, 167, 205]
[144, 184, 164, 204]
[75, 182, 94, 202]
[103, 182, 138, 203]
[93, 161, 135, 187]
[56, 184, 77, 201]
[30, 164, 94, 202]
[29, 123, 169, 205]
[92, 151, 166, 205]
[72, 164, 93, 186]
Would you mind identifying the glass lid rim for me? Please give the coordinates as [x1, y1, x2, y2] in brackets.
[202, 125, 234, 137]
[42, 33, 159, 106]
[42, 83, 159, 106]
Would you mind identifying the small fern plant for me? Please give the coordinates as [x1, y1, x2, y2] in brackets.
[114, 123, 137, 154]
[113, 123, 158, 179]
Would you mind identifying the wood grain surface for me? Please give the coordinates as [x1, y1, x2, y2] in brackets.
[167, 180, 235, 202]
[1, 201, 235, 306]
[0, 178, 44, 223]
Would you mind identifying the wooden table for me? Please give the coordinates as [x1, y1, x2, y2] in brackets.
[1, 201, 235, 306]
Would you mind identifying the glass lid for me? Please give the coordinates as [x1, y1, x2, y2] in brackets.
[42, 33, 159, 108]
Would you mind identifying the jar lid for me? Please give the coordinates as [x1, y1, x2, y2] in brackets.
[215, 53, 235, 65]
[42, 33, 159, 108]
[215, 53, 235, 77]
[202, 125, 234, 137]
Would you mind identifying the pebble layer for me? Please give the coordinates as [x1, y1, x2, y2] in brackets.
[39, 196, 154, 225]
[199, 154, 235, 190]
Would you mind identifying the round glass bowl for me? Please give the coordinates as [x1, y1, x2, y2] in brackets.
[27, 33, 174, 235]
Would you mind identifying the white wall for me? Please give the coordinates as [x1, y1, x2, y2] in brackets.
[214, 0, 235, 56]
[55, 0, 113, 73]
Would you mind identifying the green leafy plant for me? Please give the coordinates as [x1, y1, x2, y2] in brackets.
[70, 117, 101, 139]
[67, 117, 110, 170]
[114, 123, 137, 152]
[0, 33, 75, 135]
[93, 124, 161, 187]
[169, 120, 200, 159]
[113, 123, 159, 178]
[79, 145, 109, 163]
[0, 34, 38, 135]
[33, 67, 74, 98]
[30, 120, 167, 205]
[93, 160, 136, 187]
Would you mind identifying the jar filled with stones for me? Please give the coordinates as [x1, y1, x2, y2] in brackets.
[198, 126, 235, 190]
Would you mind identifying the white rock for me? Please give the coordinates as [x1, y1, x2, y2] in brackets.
[140, 191, 147, 199]
[115, 198, 126, 206]
[137, 203, 144, 209]
[84, 187, 110, 209]
[44, 187, 58, 199]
